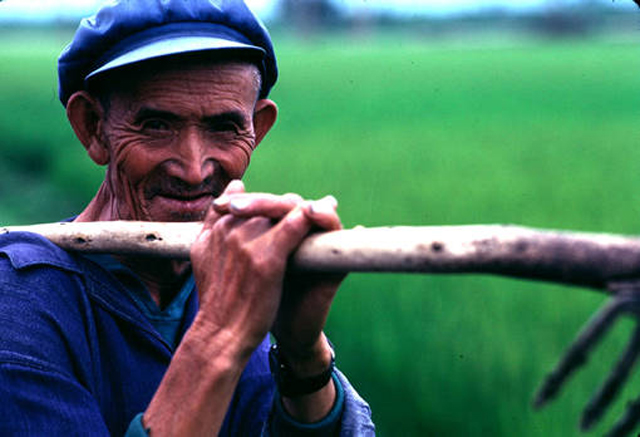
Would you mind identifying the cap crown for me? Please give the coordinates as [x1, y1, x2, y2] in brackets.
[58, 0, 278, 106]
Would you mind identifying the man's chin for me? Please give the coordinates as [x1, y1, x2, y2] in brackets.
[167, 210, 208, 222]
[146, 209, 208, 222]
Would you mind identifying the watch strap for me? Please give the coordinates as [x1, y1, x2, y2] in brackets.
[269, 343, 335, 398]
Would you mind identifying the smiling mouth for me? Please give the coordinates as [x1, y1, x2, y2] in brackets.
[155, 192, 214, 213]
[161, 192, 212, 201]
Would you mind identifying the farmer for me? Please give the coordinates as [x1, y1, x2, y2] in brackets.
[0, 0, 374, 435]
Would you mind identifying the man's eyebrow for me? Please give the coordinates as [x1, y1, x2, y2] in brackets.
[133, 108, 249, 128]
[203, 111, 249, 128]
[133, 107, 181, 124]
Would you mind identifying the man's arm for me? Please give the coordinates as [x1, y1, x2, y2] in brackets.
[142, 181, 346, 435]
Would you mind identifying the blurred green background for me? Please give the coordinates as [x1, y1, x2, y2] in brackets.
[3, 8, 640, 436]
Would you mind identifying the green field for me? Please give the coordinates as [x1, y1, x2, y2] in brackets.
[3, 28, 640, 436]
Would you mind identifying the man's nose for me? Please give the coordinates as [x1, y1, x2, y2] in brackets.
[173, 128, 214, 185]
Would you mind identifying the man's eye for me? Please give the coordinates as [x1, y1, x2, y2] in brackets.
[210, 122, 239, 133]
[142, 119, 171, 131]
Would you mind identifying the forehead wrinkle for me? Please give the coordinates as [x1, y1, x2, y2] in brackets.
[114, 65, 258, 121]
[92, 60, 261, 115]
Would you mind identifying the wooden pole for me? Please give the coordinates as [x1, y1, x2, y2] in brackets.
[4, 221, 640, 291]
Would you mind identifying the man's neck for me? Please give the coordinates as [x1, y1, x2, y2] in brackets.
[75, 185, 192, 308]
[116, 255, 191, 309]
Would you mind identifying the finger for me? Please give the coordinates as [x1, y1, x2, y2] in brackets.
[533, 298, 624, 409]
[580, 326, 640, 431]
[267, 205, 313, 257]
[198, 213, 244, 243]
[204, 180, 246, 223]
[192, 214, 237, 262]
[304, 195, 342, 231]
[226, 216, 273, 244]
[604, 395, 640, 437]
[193, 214, 268, 264]
[224, 179, 246, 195]
[210, 179, 247, 210]
[214, 192, 303, 218]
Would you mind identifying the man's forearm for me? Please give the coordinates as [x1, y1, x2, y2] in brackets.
[142, 326, 339, 435]
[142, 319, 252, 436]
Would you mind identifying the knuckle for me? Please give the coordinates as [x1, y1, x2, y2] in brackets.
[236, 242, 280, 279]
[226, 228, 245, 249]
[251, 255, 275, 277]
[208, 215, 243, 248]
[246, 216, 271, 229]
[213, 214, 237, 232]
[256, 254, 286, 281]
[280, 213, 306, 236]
[235, 242, 253, 263]
[283, 193, 304, 204]
[202, 208, 218, 224]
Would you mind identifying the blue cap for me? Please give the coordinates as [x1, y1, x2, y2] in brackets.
[58, 0, 278, 106]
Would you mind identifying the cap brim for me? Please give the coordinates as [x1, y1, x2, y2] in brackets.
[86, 36, 265, 80]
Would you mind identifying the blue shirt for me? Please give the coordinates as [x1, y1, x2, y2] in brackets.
[85, 253, 345, 435]
[83, 253, 195, 351]
[0, 232, 375, 436]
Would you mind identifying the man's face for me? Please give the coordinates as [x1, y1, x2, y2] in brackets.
[99, 62, 261, 222]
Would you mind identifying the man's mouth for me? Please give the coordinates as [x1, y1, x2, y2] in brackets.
[161, 191, 212, 201]
[153, 192, 214, 217]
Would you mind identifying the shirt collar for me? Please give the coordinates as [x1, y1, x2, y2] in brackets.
[0, 231, 82, 274]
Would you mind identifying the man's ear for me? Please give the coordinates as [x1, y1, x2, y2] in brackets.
[66, 91, 110, 165]
[253, 99, 278, 148]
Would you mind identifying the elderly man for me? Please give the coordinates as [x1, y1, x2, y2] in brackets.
[0, 0, 374, 435]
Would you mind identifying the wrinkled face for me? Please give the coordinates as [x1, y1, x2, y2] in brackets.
[99, 62, 261, 222]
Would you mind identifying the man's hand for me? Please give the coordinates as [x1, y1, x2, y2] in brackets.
[212, 187, 344, 361]
[144, 180, 344, 435]
[194, 180, 343, 358]
[203, 180, 343, 419]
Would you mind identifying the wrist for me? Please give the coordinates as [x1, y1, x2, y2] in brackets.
[184, 314, 256, 369]
[269, 336, 335, 398]
[275, 334, 334, 378]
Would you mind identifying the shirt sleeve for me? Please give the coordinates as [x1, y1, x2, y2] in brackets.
[121, 376, 341, 437]
[0, 254, 112, 436]
[268, 372, 344, 436]
[0, 355, 111, 436]
[333, 369, 376, 436]
[264, 368, 375, 437]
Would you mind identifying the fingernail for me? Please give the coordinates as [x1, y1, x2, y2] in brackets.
[323, 195, 338, 208]
[230, 198, 251, 212]
[226, 179, 245, 192]
[310, 197, 337, 215]
[213, 196, 229, 208]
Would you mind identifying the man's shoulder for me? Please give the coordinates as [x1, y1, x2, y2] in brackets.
[0, 232, 100, 393]
[0, 231, 83, 275]
[0, 231, 92, 317]
[0, 231, 89, 313]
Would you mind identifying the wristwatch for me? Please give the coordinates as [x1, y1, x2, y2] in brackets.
[269, 343, 335, 398]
